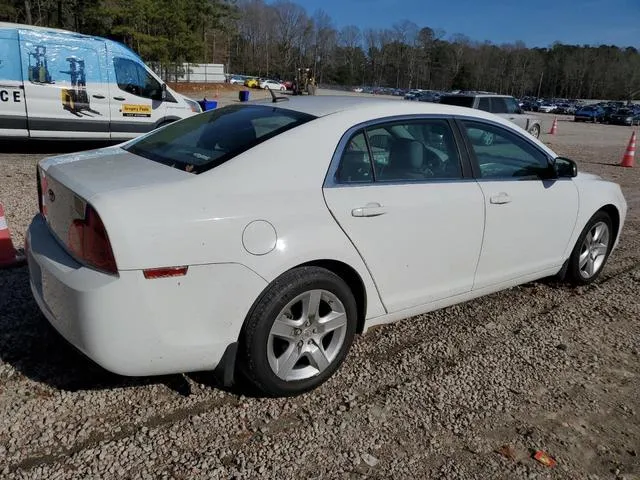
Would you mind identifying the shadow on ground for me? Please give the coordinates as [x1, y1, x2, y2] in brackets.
[0, 265, 251, 396]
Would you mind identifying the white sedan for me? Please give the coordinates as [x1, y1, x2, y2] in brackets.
[260, 79, 287, 90]
[27, 97, 627, 397]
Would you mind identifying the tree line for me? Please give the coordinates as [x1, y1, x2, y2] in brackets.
[2, 0, 639, 99]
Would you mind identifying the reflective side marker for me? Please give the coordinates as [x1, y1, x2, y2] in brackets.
[143, 266, 189, 279]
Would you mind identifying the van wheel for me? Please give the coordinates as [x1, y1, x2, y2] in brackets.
[238, 267, 357, 397]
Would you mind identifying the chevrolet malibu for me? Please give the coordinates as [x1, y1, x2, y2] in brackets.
[26, 97, 627, 397]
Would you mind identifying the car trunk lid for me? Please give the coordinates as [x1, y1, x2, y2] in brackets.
[39, 146, 192, 258]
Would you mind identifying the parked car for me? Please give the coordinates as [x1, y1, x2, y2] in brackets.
[574, 106, 605, 122]
[260, 79, 287, 90]
[353, 87, 364, 93]
[404, 89, 422, 100]
[538, 103, 557, 113]
[439, 93, 542, 141]
[26, 97, 627, 397]
[0, 22, 200, 141]
[416, 91, 441, 103]
[601, 106, 617, 124]
[229, 75, 246, 85]
[244, 77, 259, 88]
[609, 108, 640, 126]
[555, 103, 576, 115]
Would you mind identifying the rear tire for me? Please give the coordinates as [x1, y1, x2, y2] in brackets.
[565, 211, 613, 285]
[238, 267, 357, 397]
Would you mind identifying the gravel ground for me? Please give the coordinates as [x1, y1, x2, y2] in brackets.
[0, 111, 639, 479]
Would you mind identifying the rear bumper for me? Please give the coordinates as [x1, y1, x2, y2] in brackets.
[26, 214, 267, 376]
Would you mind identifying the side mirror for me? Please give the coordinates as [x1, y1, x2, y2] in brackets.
[554, 157, 578, 178]
[161, 83, 167, 100]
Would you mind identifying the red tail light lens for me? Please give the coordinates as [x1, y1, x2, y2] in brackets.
[67, 205, 117, 274]
[143, 266, 189, 279]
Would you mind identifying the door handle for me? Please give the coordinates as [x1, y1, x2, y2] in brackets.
[489, 192, 512, 205]
[113, 96, 126, 101]
[352, 202, 386, 217]
[92, 94, 106, 99]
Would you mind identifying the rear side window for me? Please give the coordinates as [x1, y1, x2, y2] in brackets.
[335, 132, 373, 184]
[478, 98, 491, 112]
[439, 96, 474, 108]
[113, 57, 161, 100]
[490, 98, 509, 114]
[124, 105, 316, 174]
[334, 119, 463, 184]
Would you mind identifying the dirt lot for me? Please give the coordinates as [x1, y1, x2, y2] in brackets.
[0, 108, 638, 479]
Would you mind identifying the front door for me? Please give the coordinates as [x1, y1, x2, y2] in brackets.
[458, 119, 579, 290]
[107, 55, 167, 139]
[323, 118, 485, 313]
[19, 30, 111, 139]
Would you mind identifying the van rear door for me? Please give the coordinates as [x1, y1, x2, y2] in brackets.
[18, 29, 111, 139]
[0, 28, 28, 138]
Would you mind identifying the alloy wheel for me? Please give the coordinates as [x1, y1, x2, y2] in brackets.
[578, 221, 610, 279]
[267, 289, 348, 381]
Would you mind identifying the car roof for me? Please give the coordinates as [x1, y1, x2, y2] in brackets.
[0, 21, 90, 37]
[251, 95, 505, 118]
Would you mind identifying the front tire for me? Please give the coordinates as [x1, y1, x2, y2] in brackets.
[238, 267, 358, 397]
[566, 211, 613, 285]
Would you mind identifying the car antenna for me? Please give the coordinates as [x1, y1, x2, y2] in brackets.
[269, 88, 289, 103]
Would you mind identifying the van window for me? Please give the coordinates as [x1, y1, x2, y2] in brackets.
[113, 57, 162, 100]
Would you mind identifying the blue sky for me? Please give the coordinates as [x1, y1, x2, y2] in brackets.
[296, 0, 640, 48]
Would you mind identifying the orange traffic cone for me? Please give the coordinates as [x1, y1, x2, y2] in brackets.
[621, 131, 636, 168]
[549, 117, 558, 135]
[0, 203, 26, 269]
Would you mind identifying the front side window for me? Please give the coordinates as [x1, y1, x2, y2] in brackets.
[462, 120, 550, 179]
[113, 57, 162, 99]
[125, 104, 316, 174]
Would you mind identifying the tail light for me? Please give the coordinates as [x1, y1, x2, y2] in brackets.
[67, 205, 117, 274]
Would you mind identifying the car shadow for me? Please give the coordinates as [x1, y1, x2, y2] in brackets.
[0, 266, 251, 397]
[0, 140, 120, 155]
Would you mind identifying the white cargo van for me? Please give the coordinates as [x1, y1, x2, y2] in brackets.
[0, 22, 201, 140]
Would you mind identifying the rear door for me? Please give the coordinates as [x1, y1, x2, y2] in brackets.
[323, 117, 485, 313]
[19, 29, 111, 139]
[107, 53, 167, 139]
[0, 27, 28, 137]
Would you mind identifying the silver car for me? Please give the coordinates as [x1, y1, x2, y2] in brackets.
[439, 94, 542, 145]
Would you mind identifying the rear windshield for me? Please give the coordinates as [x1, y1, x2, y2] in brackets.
[439, 95, 475, 108]
[124, 104, 316, 174]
